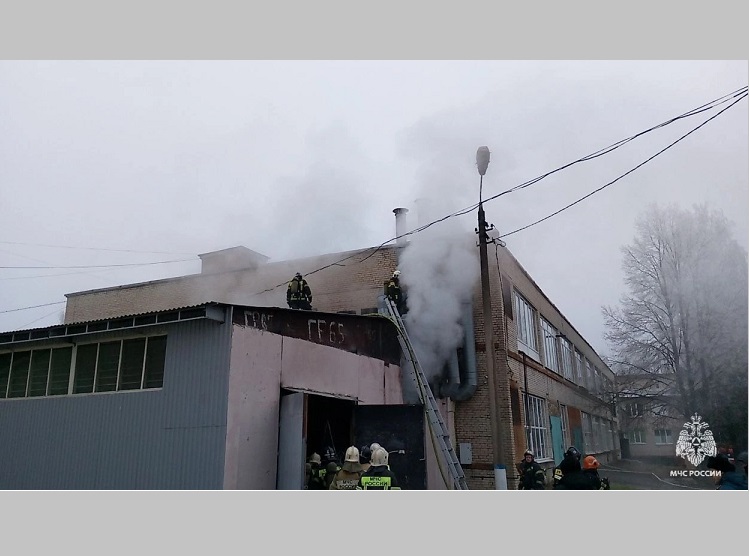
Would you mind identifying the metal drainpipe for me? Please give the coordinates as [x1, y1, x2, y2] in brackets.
[521, 351, 529, 444]
[452, 300, 478, 401]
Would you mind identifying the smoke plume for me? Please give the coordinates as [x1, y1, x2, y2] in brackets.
[399, 197, 479, 383]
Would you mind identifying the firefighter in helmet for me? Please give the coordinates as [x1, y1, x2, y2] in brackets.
[582, 455, 610, 490]
[517, 449, 546, 490]
[287, 272, 312, 310]
[329, 446, 363, 490]
[305, 452, 327, 490]
[356, 447, 401, 490]
[385, 270, 407, 314]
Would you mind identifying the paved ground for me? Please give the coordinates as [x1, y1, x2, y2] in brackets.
[599, 458, 716, 490]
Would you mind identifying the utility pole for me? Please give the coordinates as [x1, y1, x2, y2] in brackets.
[475, 146, 508, 490]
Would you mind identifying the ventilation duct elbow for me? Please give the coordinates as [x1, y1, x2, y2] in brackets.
[451, 300, 478, 402]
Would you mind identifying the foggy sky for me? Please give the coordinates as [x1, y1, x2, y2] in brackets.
[1, 60, 747, 356]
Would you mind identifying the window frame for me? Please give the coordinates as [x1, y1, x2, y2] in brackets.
[654, 429, 673, 445]
[540, 317, 559, 373]
[629, 429, 646, 444]
[513, 290, 539, 360]
[524, 393, 552, 461]
[0, 334, 167, 400]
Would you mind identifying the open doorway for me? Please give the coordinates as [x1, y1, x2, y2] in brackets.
[305, 393, 357, 465]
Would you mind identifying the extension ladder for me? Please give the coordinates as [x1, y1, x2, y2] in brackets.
[383, 298, 469, 490]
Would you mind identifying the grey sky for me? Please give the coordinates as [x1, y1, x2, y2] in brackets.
[1, 60, 747, 355]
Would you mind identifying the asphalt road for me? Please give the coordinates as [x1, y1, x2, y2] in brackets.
[599, 459, 715, 490]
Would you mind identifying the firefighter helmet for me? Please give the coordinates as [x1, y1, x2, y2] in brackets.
[524, 450, 534, 458]
[344, 446, 360, 463]
[308, 452, 321, 465]
[370, 442, 382, 454]
[371, 447, 389, 466]
[392, 270, 401, 278]
[565, 446, 582, 461]
[583, 455, 600, 470]
[295, 272, 302, 279]
[360, 445, 372, 462]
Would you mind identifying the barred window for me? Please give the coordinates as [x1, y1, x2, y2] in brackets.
[524, 394, 551, 460]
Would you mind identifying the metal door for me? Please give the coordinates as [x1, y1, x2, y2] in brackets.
[276, 391, 305, 489]
[550, 415, 564, 465]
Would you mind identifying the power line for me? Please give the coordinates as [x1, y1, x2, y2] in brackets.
[0, 240, 196, 256]
[0, 258, 197, 270]
[483, 85, 748, 203]
[251, 86, 747, 298]
[4, 86, 746, 314]
[499, 90, 747, 239]
[0, 301, 66, 314]
[0, 268, 149, 281]
[18, 307, 63, 329]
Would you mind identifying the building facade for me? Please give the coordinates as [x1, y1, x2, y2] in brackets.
[0, 303, 430, 489]
[4, 213, 619, 489]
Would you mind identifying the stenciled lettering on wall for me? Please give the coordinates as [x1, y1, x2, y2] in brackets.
[244, 310, 274, 331]
[308, 319, 345, 345]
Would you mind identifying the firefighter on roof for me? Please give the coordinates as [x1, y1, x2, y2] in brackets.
[287, 272, 312, 310]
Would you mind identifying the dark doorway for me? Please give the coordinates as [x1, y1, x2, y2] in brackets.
[354, 404, 426, 490]
[619, 434, 631, 459]
[305, 394, 356, 465]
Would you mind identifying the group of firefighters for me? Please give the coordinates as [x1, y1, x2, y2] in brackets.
[290, 272, 609, 491]
[287, 269, 405, 313]
[517, 446, 610, 490]
[305, 443, 401, 490]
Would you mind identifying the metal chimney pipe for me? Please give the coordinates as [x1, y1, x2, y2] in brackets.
[393, 207, 409, 247]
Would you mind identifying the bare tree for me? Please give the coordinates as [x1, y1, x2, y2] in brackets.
[603, 203, 748, 447]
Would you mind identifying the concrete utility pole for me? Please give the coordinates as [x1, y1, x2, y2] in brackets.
[476, 146, 508, 490]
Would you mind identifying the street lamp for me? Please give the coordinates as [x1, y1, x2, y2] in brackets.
[475, 146, 508, 490]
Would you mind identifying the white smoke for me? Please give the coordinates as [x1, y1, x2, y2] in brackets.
[398, 197, 479, 382]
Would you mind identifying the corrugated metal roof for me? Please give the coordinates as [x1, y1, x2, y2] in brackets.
[0, 302, 226, 345]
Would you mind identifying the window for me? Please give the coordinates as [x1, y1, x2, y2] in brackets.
[585, 358, 594, 391]
[607, 420, 614, 451]
[592, 415, 602, 453]
[629, 430, 645, 444]
[626, 402, 643, 417]
[513, 291, 539, 359]
[1, 347, 73, 398]
[0, 335, 166, 400]
[574, 350, 584, 385]
[559, 338, 574, 381]
[524, 394, 551, 460]
[594, 367, 602, 395]
[654, 429, 673, 445]
[540, 318, 559, 373]
[581, 412, 593, 454]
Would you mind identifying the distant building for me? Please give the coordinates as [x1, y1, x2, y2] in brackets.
[615, 372, 684, 463]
